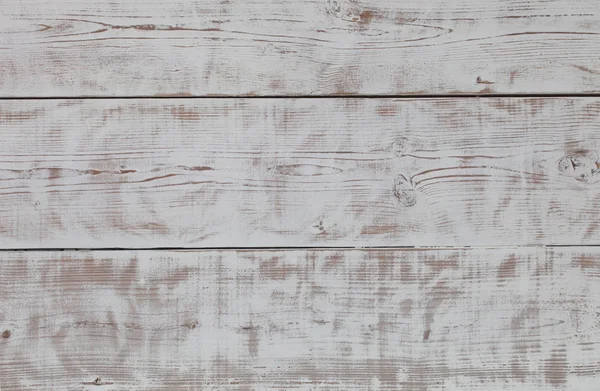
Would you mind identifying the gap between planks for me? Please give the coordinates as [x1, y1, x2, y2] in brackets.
[2, 245, 600, 252]
[3, 93, 600, 100]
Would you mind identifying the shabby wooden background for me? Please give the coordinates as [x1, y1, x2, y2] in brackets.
[1, 0, 599, 390]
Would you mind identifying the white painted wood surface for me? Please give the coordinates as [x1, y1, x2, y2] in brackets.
[1, 248, 598, 390]
[1, 97, 600, 248]
[3, 1, 599, 390]
[1, 0, 599, 97]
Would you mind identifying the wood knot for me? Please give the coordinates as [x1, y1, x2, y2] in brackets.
[476, 76, 494, 85]
[2, 329, 11, 338]
[326, 0, 342, 15]
[82, 377, 114, 386]
[557, 151, 600, 182]
[326, 0, 370, 22]
[393, 175, 416, 207]
[313, 219, 326, 234]
[311, 217, 336, 235]
[391, 137, 409, 157]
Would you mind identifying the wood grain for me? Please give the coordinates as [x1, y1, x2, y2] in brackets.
[3, 97, 600, 248]
[1, 0, 599, 96]
[1, 248, 598, 390]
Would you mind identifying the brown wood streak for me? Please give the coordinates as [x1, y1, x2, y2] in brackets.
[0, 0, 599, 96]
[0, 248, 598, 390]
[1, 98, 600, 247]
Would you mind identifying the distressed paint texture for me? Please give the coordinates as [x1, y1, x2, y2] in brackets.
[0, 0, 599, 96]
[1, 98, 600, 247]
[2, 2, 599, 391]
[0, 248, 599, 390]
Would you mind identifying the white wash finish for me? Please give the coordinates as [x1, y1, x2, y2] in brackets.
[0, 98, 600, 248]
[0, 248, 598, 390]
[0, 0, 599, 97]
[2, 1, 600, 390]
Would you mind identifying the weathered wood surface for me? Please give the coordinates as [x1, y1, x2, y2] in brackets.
[1, 0, 599, 97]
[2, 97, 600, 248]
[1, 248, 598, 390]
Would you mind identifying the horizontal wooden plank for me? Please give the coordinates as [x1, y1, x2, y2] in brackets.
[2, 97, 600, 247]
[0, 247, 598, 390]
[1, 0, 599, 96]
[2, 97, 600, 248]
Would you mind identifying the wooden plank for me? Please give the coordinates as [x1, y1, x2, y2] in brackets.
[2, 97, 600, 248]
[0, 247, 598, 390]
[1, 0, 599, 97]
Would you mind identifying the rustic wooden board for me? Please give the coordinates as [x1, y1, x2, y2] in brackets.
[1, 248, 598, 390]
[2, 97, 600, 248]
[1, 0, 599, 97]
